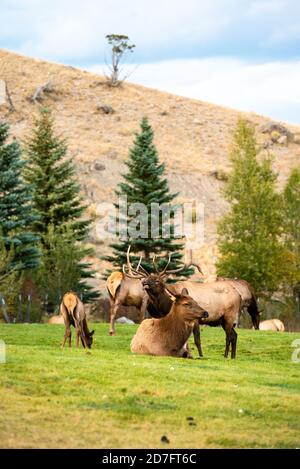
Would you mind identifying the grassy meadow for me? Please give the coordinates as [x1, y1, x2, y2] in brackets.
[0, 323, 299, 448]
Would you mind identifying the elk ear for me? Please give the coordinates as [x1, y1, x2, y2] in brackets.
[180, 287, 189, 297]
[89, 330, 95, 336]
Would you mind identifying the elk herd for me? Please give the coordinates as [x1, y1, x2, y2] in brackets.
[56, 247, 285, 359]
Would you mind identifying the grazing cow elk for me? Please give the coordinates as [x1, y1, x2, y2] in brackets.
[131, 288, 209, 358]
[132, 253, 259, 359]
[60, 292, 94, 348]
[258, 319, 285, 332]
[106, 248, 148, 335]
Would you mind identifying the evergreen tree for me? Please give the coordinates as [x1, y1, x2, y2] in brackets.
[104, 117, 193, 277]
[25, 109, 89, 239]
[216, 118, 285, 297]
[35, 225, 95, 311]
[0, 234, 23, 321]
[25, 110, 98, 302]
[0, 122, 39, 270]
[283, 168, 300, 312]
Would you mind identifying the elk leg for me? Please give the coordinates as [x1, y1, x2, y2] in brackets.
[231, 328, 238, 359]
[139, 295, 148, 323]
[76, 329, 80, 348]
[193, 322, 203, 358]
[109, 301, 119, 335]
[62, 326, 71, 348]
[222, 321, 232, 358]
[224, 332, 231, 358]
[75, 320, 86, 348]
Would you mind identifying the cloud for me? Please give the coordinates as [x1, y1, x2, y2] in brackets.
[0, 0, 300, 62]
[89, 58, 300, 124]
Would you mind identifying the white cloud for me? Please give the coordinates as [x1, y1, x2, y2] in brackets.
[89, 58, 300, 124]
[1, 0, 299, 62]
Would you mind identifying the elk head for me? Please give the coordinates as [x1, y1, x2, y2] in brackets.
[85, 330, 95, 349]
[172, 288, 209, 321]
[141, 249, 203, 292]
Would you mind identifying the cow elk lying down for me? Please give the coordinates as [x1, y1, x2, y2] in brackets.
[131, 288, 209, 358]
[48, 314, 64, 324]
[60, 292, 95, 349]
[258, 319, 285, 332]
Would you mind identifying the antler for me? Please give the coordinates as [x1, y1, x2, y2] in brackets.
[185, 249, 203, 274]
[122, 245, 149, 279]
[158, 249, 203, 276]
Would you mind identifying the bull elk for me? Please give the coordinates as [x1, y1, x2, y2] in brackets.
[131, 288, 209, 358]
[60, 292, 94, 349]
[133, 252, 260, 359]
[106, 248, 148, 335]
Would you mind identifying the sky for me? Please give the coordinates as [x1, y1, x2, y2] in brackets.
[0, 0, 299, 124]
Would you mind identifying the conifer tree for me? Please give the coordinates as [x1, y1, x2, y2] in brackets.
[216, 118, 285, 297]
[104, 117, 193, 277]
[35, 225, 95, 310]
[0, 122, 39, 270]
[25, 109, 89, 239]
[25, 110, 98, 302]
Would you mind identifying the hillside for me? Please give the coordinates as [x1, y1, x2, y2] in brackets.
[1, 49, 299, 293]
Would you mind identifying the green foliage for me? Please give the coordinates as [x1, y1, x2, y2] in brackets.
[105, 34, 136, 86]
[217, 118, 285, 297]
[34, 225, 96, 311]
[24, 109, 89, 240]
[0, 121, 39, 270]
[104, 117, 193, 278]
[0, 235, 22, 320]
[282, 168, 300, 311]
[25, 109, 98, 303]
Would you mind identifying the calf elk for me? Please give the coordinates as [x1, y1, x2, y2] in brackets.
[60, 292, 94, 349]
[131, 288, 209, 358]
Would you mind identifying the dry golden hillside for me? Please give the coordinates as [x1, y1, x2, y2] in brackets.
[1, 49, 299, 292]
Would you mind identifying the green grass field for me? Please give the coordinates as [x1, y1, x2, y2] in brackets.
[0, 323, 299, 448]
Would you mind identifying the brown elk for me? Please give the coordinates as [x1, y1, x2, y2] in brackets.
[115, 246, 202, 356]
[131, 288, 209, 358]
[48, 314, 64, 324]
[106, 248, 148, 335]
[258, 319, 285, 332]
[60, 292, 95, 348]
[132, 254, 260, 359]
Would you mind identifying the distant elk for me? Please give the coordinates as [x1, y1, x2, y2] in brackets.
[48, 314, 64, 324]
[131, 287, 209, 358]
[106, 249, 148, 335]
[258, 319, 285, 332]
[130, 251, 260, 359]
[60, 292, 94, 348]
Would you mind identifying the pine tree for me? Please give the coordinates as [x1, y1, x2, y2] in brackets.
[283, 168, 300, 312]
[0, 235, 22, 321]
[216, 118, 285, 297]
[104, 117, 193, 277]
[25, 109, 98, 302]
[25, 109, 89, 239]
[0, 122, 39, 271]
[35, 225, 95, 311]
